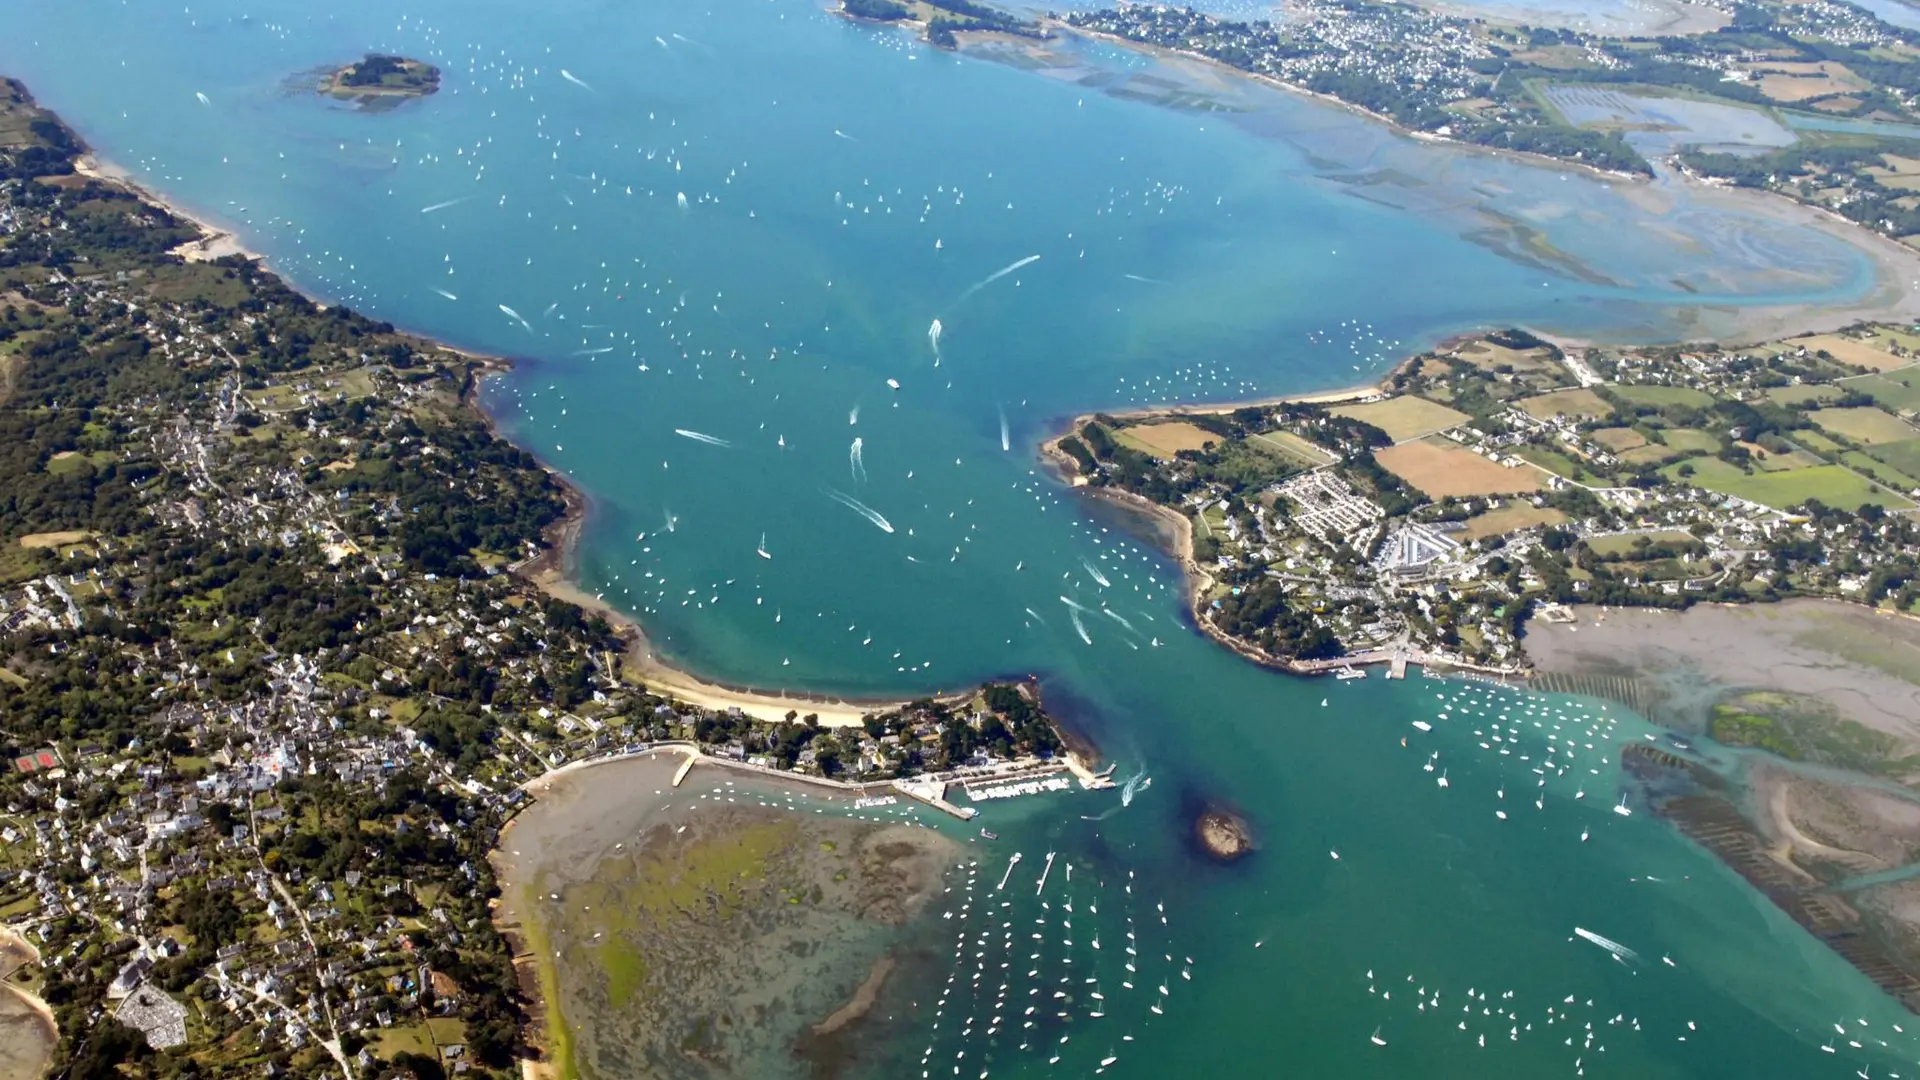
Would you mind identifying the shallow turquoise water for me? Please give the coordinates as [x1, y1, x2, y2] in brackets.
[7, 1, 1919, 1076]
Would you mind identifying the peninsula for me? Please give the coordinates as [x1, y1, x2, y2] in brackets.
[1047, 326, 1920, 677]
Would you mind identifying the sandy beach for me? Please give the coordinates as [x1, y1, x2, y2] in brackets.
[0, 928, 53, 1080]
[74, 154, 266, 264]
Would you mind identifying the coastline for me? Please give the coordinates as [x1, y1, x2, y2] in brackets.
[1035, 24, 1920, 342]
[73, 154, 266, 265]
[1047, 22, 1644, 187]
[498, 460, 921, 729]
[70, 149, 919, 732]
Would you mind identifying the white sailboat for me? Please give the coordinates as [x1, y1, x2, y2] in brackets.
[756, 533, 772, 559]
[1370, 1026, 1387, 1046]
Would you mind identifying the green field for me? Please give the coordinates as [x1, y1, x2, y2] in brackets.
[1810, 406, 1920, 445]
[1516, 387, 1615, 421]
[1764, 384, 1845, 406]
[1662, 428, 1721, 453]
[1585, 530, 1700, 557]
[1664, 457, 1912, 511]
[1865, 437, 1920, 482]
[1753, 446, 1824, 471]
[1612, 385, 1716, 409]
[1246, 430, 1334, 467]
[1330, 396, 1471, 442]
[1843, 450, 1920, 492]
[1794, 430, 1845, 454]
[1849, 368, 1920, 412]
[1516, 445, 1584, 480]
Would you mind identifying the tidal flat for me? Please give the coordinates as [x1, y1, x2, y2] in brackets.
[492, 754, 959, 1080]
[1525, 599, 1920, 773]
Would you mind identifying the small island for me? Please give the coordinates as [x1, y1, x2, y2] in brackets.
[1195, 808, 1254, 862]
[320, 53, 440, 106]
[838, 0, 1044, 49]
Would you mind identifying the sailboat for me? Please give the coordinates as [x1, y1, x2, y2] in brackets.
[1370, 1026, 1387, 1046]
[1613, 795, 1632, 817]
[756, 533, 772, 559]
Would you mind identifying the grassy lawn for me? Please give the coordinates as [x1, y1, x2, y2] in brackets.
[1515, 387, 1614, 421]
[1330, 396, 1470, 442]
[1619, 443, 1683, 466]
[1810, 405, 1920, 445]
[1514, 445, 1585, 480]
[1789, 332, 1914, 372]
[1114, 420, 1217, 459]
[1846, 369, 1920, 412]
[1665, 456, 1912, 511]
[1612, 385, 1716, 408]
[1764, 384, 1845, 406]
[1794, 430, 1845, 454]
[1246, 430, 1333, 467]
[1662, 428, 1721, 453]
[371, 1025, 435, 1061]
[1751, 445, 1824, 471]
[1588, 426, 1647, 452]
[1865, 437, 1920, 480]
[1586, 530, 1699, 557]
[1458, 503, 1566, 541]
[1843, 450, 1920, 491]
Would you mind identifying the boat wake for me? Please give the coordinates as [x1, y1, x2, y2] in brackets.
[956, 253, 1040, 304]
[825, 487, 895, 533]
[1574, 927, 1639, 964]
[674, 428, 731, 448]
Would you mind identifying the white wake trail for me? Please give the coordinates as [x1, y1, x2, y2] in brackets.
[421, 196, 473, 214]
[849, 437, 867, 484]
[825, 488, 895, 533]
[498, 304, 534, 332]
[1082, 559, 1112, 588]
[999, 407, 1010, 452]
[559, 69, 593, 91]
[1067, 605, 1093, 645]
[673, 428, 732, 448]
[956, 254, 1040, 304]
[928, 318, 943, 367]
[1573, 927, 1639, 963]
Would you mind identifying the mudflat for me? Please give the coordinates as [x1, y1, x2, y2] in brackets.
[493, 753, 959, 1080]
[1525, 599, 1920, 754]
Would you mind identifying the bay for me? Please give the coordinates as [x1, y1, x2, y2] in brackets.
[6, 1, 1919, 1076]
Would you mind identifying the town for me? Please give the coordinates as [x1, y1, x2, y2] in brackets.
[1050, 326, 1920, 675]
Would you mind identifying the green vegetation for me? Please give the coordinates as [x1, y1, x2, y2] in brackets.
[326, 54, 440, 98]
[1663, 457, 1910, 511]
[1711, 695, 1920, 776]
